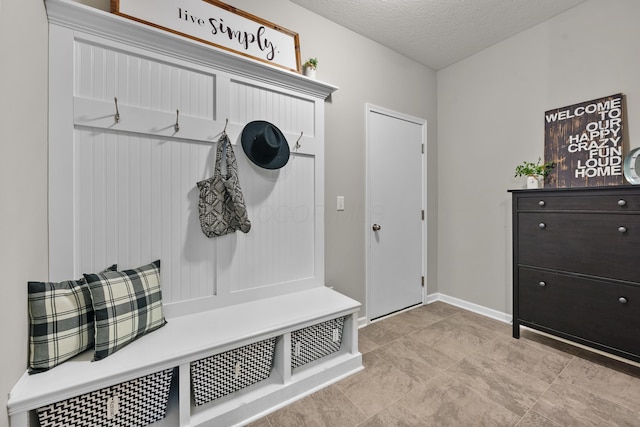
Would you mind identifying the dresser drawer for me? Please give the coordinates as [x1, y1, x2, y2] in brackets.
[518, 212, 640, 282]
[518, 267, 640, 356]
[517, 193, 640, 211]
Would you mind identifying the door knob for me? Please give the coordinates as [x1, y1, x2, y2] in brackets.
[372, 224, 381, 231]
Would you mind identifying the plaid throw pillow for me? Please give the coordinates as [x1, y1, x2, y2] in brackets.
[84, 260, 166, 361]
[27, 264, 117, 374]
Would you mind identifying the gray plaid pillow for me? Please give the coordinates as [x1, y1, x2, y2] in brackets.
[84, 260, 166, 361]
[27, 264, 117, 374]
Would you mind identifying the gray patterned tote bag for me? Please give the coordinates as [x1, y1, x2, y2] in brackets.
[197, 134, 251, 237]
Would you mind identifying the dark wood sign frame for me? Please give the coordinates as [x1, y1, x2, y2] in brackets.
[544, 93, 624, 188]
[112, 0, 301, 73]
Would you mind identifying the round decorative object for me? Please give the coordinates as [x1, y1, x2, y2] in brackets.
[623, 147, 640, 184]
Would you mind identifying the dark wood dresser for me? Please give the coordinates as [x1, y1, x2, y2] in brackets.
[510, 186, 640, 362]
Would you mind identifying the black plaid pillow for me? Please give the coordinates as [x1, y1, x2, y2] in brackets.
[84, 260, 166, 361]
[27, 264, 117, 374]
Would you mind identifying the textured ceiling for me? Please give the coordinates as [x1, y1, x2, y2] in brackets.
[289, 0, 588, 70]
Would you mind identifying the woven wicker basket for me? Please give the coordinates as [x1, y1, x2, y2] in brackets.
[190, 337, 276, 406]
[36, 368, 173, 427]
[291, 316, 345, 369]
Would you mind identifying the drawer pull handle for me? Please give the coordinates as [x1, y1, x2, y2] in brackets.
[538, 200, 546, 207]
[618, 226, 627, 234]
[538, 281, 546, 287]
[618, 199, 627, 207]
[538, 222, 546, 229]
[619, 297, 628, 304]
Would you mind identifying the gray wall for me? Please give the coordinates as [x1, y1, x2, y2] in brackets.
[3, 0, 639, 424]
[0, 1, 49, 426]
[436, 0, 640, 314]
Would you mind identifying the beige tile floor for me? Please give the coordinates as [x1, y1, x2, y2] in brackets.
[249, 301, 640, 426]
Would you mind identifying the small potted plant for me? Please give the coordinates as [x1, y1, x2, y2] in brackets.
[303, 58, 318, 78]
[514, 157, 555, 189]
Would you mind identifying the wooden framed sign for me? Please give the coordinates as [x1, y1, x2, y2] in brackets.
[111, 0, 301, 72]
[544, 93, 625, 188]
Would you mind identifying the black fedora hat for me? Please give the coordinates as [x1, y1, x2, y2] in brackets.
[241, 121, 290, 170]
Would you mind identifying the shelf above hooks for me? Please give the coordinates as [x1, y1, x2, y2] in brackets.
[46, 0, 338, 100]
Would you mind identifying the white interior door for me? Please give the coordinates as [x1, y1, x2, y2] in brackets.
[367, 105, 425, 320]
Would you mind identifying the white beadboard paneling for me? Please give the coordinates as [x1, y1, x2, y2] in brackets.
[74, 39, 215, 120]
[50, 18, 332, 311]
[75, 129, 217, 303]
[77, 129, 94, 271]
[230, 79, 315, 138]
[73, 126, 318, 303]
[224, 153, 316, 292]
[105, 132, 119, 268]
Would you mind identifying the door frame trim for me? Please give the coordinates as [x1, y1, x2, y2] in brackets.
[364, 103, 427, 322]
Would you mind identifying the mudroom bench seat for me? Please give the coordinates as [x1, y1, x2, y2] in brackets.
[8, 287, 362, 427]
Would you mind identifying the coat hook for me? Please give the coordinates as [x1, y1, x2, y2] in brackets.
[114, 97, 120, 123]
[223, 118, 228, 135]
[295, 131, 303, 149]
[174, 109, 180, 132]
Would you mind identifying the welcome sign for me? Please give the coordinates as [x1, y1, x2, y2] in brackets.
[112, 0, 301, 72]
[544, 93, 625, 188]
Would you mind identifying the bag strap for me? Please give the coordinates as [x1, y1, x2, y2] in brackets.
[223, 135, 240, 181]
[214, 132, 242, 181]
[213, 133, 228, 178]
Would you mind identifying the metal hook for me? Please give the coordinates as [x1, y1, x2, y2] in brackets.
[174, 109, 180, 133]
[114, 97, 120, 123]
[295, 131, 303, 149]
[223, 118, 228, 135]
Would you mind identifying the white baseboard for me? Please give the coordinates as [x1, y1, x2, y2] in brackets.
[358, 316, 368, 328]
[358, 293, 512, 328]
[427, 293, 512, 324]
[425, 293, 439, 305]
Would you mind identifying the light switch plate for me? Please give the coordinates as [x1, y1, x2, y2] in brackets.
[337, 196, 345, 211]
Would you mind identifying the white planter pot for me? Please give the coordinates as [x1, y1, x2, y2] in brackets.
[303, 67, 316, 79]
[526, 176, 541, 189]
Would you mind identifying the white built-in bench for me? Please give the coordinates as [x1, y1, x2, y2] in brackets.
[11, 2, 360, 425]
[8, 287, 362, 427]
